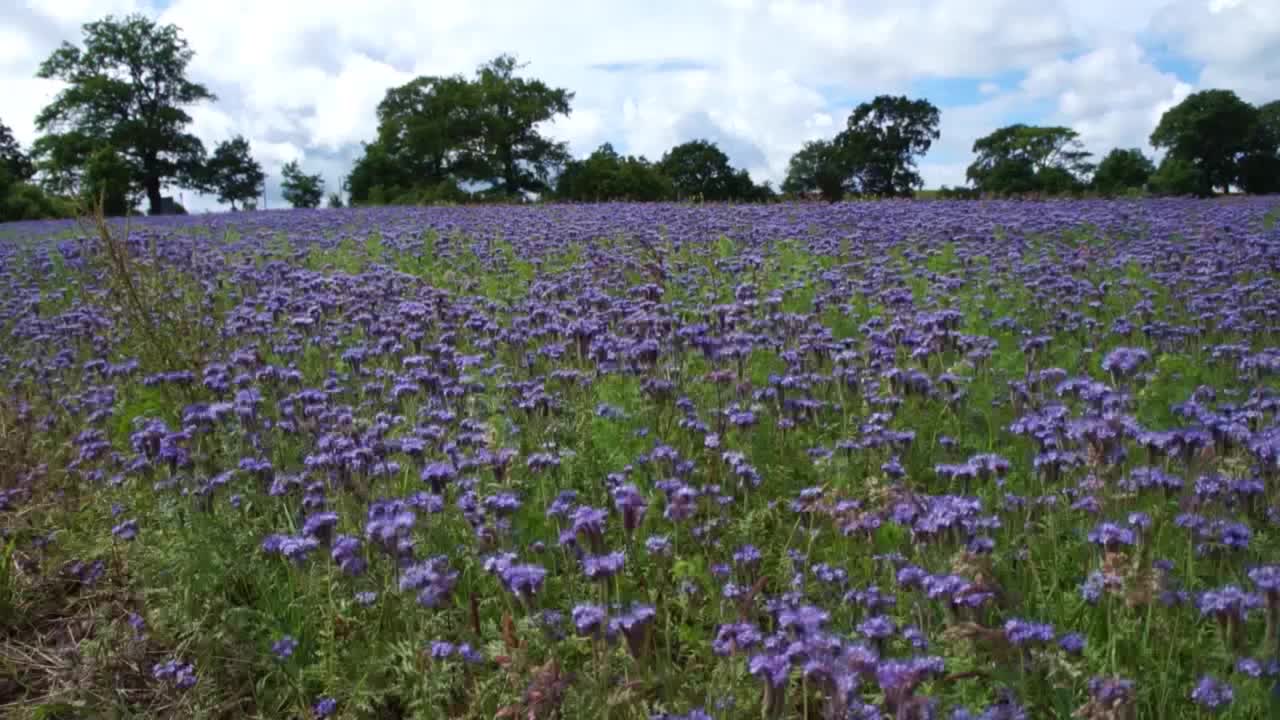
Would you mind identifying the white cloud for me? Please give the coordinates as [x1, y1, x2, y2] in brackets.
[1020, 44, 1192, 155]
[2, 0, 1277, 206]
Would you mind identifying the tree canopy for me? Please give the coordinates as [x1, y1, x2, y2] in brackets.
[204, 136, 264, 210]
[782, 139, 849, 202]
[346, 55, 572, 203]
[280, 161, 324, 209]
[555, 143, 673, 202]
[965, 125, 1093, 196]
[782, 96, 939, 200]
[1150, 90, 1261, 196]
[1, 119, 36, 182]
[841, 96, 940, 197]
[657, 140, 767, 202]
[33, 14, 215, 215]
[1239, 100, 1280, 195]
[1091, 148, 1155, 196]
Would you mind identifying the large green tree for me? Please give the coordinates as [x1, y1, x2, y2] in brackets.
[471, 55, 573, 197]
[33, 14, 215, 215]
[2, 118, 75, 221]
[1148, 155, 1204, 196]
[965, 124, 1093, 196]
[347, 55, 572, 203]
[1149, 89, 1259, 196]
[1, 119, 36, 182]
[280, 160, 324, 209]
[205, 135, 264, 210]
[82, 145, 136, 216]
[1091, 148, 1155, 196]
[839, 95, 940, 197]
[657, 139, 764, 201]
[555, 143, 673, 201]
[782, 96, 939, 200]
[782, 139, 850, 202]
[1240, 100, 1280, 195]
[353, 75, 479, 201]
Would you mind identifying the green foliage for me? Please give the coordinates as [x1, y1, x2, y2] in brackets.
[839, 95, 941, 197]
[1150, 89, 1265, 195]
[33, 13, 215, 214]
[657, 139, 767, 202]
[555, 143, 674, 201]
[0, 166, 76, 221]
[1148, 155, 1205, 197]
[784, 96, 939, 200]
[0, 117, 36, 182]
[471, 55, 574, 197]
[1091, 148, 1155, 196]
[966, 124, 1093, 196]
[280, 160, 325, 209]
[81, 144, 135, 216]
[781, 139, 848, 201]
[1240, 100, 1280, 194]
[327, 192, 344, 209]
[347, 54, 572, 203]
[205, 135, 265, 210]
[934, 185, 980, 200]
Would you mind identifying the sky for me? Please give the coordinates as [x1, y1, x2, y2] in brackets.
[2, 0, 1278, 212]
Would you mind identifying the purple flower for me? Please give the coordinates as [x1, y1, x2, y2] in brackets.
[1236, 658, 1263, 677]
[1197, 586, 1262, 619]
[572, 603, 607, 635]
[1190, 675, 1233, 711]
[1058, 633, 1086, 655]
[646, 535, 672, 556]
[313, 696, 338, 717]
[1004, 619, 1055, 646]
[582, 551, 626, 581]
[500, 563, 548, 600]
[272, 636, 298, 660]
[857, 615, 897, 640]
[1087, 522, 1136, 550]
[1101, 347, 1150, 379]
[748, 653, 791, 688]
[152, 659, 197, 690]
[1249, 565, 1280, 593]
[612, 484, 648, 534]
[112, 519, 139, 541]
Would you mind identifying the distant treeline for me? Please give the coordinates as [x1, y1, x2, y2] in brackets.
[4, 14, 1279, 221]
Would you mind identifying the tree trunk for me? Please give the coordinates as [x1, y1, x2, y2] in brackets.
[145, 175, 163, 215]
[502, 146, 517, 197]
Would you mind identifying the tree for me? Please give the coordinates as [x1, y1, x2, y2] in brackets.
[346, 74, 479, 203]
[1091, 148, 1155, 196]
[470, 55, 573, 197]
[657, 140, 742, 201]
[556, 143, 673, 201]
[346, 54, 572, 202]
[839, 95, 940, 197]
[327, 192, 344, 208]
[1150, 90, 1259, 196]
[205, 135, 264, 210]
[81, 145, 135, 215]
[1240, 100, 1280, 194]
[33, 14, 215, 215]
[782, 139, 849, 201]
[1, 119, 35, 182]
[966, 125, 1093, 196]
[1148, 155, 1204, 196]
[280, 161, 324, 208]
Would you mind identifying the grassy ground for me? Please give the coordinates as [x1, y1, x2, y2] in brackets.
[2, 201, 1280, 719]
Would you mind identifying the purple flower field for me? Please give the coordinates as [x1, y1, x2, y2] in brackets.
[2, 198, 1280, 718]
